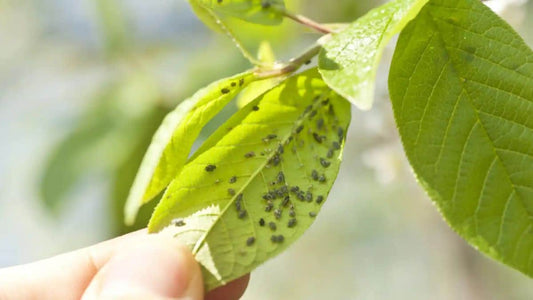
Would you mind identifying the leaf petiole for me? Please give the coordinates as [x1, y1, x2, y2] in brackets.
[278, 9, 333, 34]
[254, 43, 323, 79]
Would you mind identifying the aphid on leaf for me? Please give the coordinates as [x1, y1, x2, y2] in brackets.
[235, 199, 242, 211]
[311, 170, 319, 181]
[278, 144, 284, 154]
[229, 176, 237, 184]
[231, 82, 236, 87]
[304, 105, 312, 114]
[318, 175, 326, 183]
[280, 185, 288, 194]
[282, 196, 290, 207]
[271, 235, 284, 243]
[261, 0, 271, 9]
[337, 127, 344, 139]
[270, 154, 281, 166]
[289, 208, 296, 217]
[296, 125, 304, 134]
[297, 191, 305, 201]
[288, 218, 297, 228]
[317, 118, 324, 130]
[269, 222, 277, 231]
[228, 188, 236, 196]
[205, 164, 216, 172]
[320, 158, 331, 168]
[265, 201, 274, 212]
[246, 237, 256, 246]
[171, 218, 186, 227]
[252, 105, 259, 111]
[306, 191, 313, 202]
[316, 195, 324, 204]
[239, 210, 248, 219]
[327, 149, 334, 159]
[274, 209, 282, 219]
[275, 189, 284, 198]
[239, 78, 244, 86]
[332, 141, 341, 150]
[259, 218, 265, 226]
[309, 110, 317, 119]
[244, 151, 256, 158]
[309, 212, 317, 218]
[221, 88, 230, 94]
[277, 171, 285, 184]
[313, 132, 323, 144]
[290, 186, 300, 193]
[266, 134, 277, 140]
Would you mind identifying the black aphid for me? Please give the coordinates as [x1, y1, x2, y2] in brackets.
[266, 134, 277, 140]
[239, 210, 247, 219]
[288, 218, 297, 228]
[205, 164, 216, 172]
[271, 154, 281, 166]
[246, 237, 256, 246]
[305, 59, 312, 65]
[309, 110, 317, 119]
[277, 171, 285, 184]
[313, 132, 323, 143]
[297, 191, 305, 201]
[311, 170, 319, 181]
[252, 105, 259, 111]
[229, 176, 237, 184]
[275, 189, 284, 198]
[262, 193, 272, 201]
[318, 175, 326, 183]
[265, 201, 274, 212]
[269, 222, 277, 231]
[282, 196, 290, 207]
[306, 191, 313, 202]
[332, 141, 341, 150]
[304, 105, 312, 113]
[320, 158, 331, 168]
[261, 0, 271, 8]
[322, 98, 330, 105]
[327, 149, 334, 159]
[236, 193, 243, 202]
[217, 0, 222, 3]
[172, 219, 186, 227]
[337, 127, 344, 139]
[259, 218, 265, 226]
[231, 82, 237, 87]
[271, 235, 284, 243]
[274, 209, 282, 219]
[239, 78, 245, 86]
[316, 195, 324, 204]
[235, 199, 242, 211]
[278, 144, 284, 154]
[228, 188, 236, 196]
[244, 151, 256, 158]
[309, 212, 317, 218]
[290, 186, 300, 193]
[317, 118, 324, 130]
[280, 185, 288, 194]
[289, 208, 296, 217]
[296, 125, 304, 134]
[221, 88, 230, 94]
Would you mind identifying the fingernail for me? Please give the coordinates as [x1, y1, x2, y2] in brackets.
[97, 236, 203, 299]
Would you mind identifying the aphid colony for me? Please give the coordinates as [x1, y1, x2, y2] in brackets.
[201, 93, 346, 248]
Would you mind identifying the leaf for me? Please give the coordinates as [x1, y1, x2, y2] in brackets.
[389, 0, 533, 276]
[148, 69, 351, 290]
[125, 71, 256, 225]
[318, 0, 428, 110]
[193, 0, 286, 26]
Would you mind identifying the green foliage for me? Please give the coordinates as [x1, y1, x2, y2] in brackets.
[148, 69, 351, 290]
[192, 0, 286, 26]
[125, 72, 257, 224]
[389, 0, 533, 277]
[318, 0, 428, 110]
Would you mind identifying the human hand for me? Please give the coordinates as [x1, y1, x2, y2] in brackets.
[0, 230, 249, 300]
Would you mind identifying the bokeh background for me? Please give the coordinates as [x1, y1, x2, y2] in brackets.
[1, 0, 533, 299]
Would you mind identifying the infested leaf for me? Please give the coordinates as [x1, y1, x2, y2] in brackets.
[149, 69, 351, 290]
[390, 0, 533, 277]
[125, 71, 257, 225]
[194, 0, 286, 26]
[318, 0, 428, 110]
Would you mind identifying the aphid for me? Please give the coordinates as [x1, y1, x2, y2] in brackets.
[266, 134, 277, 140]
[171, 219, 186, 227]
[309, 212, 317, 218]
[217, 0, 222, 3]
[275, 189, 284, 198]
[296, 125, 304, 134]
[311, 170, 319, 181]
[304, 105, 312, 113]
[259, 218, 265, 226]
[269, 222, 277, 231]
[231, 82, 237, 87]
[262, 193, 272, 201]
[306, 191, 313, 202]
[288, 218, 297, 228]
[297, 191, 305, 201]
[236, 193, 243, 202]
[289, 208, 296, 217]
[309, 110, 317, 119]
[228, 188, 236, 196]
[246, 237, 256, 246]
[221, 88, 230, 94]
[316, 118, 324, 130]
[239, 78, 245, 86]
[320, 158, 331, 168]
[229, 176, 237, 184]
[327, 149, 334, 159]
[252, 105, 259, 111]
[277, 171, 285, 184]
[305, 59, 312, 65]
[271, 154, 281, 166]
[318, 175, 326, 183]
[271, 235, 284, 243]
[278, 144, 284, 154]
[265, 201, 274, 212]
[280, 185, 288, 194]
[205, 164, 216, 172]
[313, 132, 323, 143]
[316, 195, 324, 204]
[244, 151, 256, 158]
[290, 186, 300, 193]
[337, 127, 344, 139]
[261, 0, 271, 8]
[322, 98, 330, 106]
[239, 210, 248, 219]
[332, 141, 341, 150]
[282, 196, 290, 207]
[235, 199, 242, 211]
[274, 209, 282, 219]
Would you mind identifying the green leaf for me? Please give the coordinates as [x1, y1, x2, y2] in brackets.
[318, 0, 428, 110]
[194, 0, 285, 26]
[125, 71, 256, 225]
[389, 0, 533, 276]
[148, 69, 351, 290]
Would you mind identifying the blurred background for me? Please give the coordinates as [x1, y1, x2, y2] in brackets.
[1, 0, 532, 299]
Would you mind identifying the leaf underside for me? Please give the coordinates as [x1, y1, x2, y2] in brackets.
[125, 71, 255, 224]
[390, 0, 533, 276]
[149, 69, 351, 290]
[318, 0, 428, 110]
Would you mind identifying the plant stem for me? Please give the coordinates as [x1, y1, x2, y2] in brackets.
[254, 43, 323, 79]
[281, 10, 333, 34]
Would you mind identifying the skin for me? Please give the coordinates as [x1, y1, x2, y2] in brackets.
[0, 230, 249, 300]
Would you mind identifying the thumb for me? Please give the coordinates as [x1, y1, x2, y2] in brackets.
[82, 234, 203, 300]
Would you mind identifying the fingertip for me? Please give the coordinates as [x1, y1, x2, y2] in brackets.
[205, 274, 250, 300]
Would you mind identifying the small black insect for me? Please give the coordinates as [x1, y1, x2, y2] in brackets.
[278, 144, 284, 154]
[290, 186, 300, 193]
[316, 118, 324, 130]
[274, 209, 282, 219]
[280, 185, 288, 194]
[282, 196, 290, 207]
[337, 127, 344, 139]
[288, 218, 297, 228]
[239, 78, 245, 86]
[221, 88, 230, 94]
[311, 170, 319, 181]
[217, 0, 222, 3]
[236, 193, 243, 202]
[235, 199, 242, 211]
[309, 212, 317, 218]
[327, 149, 334, 159]
[309, 110, 317, 119]
[269, 222, 277, 231]
[265, 201, 274, 212]
[246, 237, 256, 246]
[231, 82, 237, 87]
[277, 171, 285, 184]
[229, 176, 237, 184]
[296, 125, 304, 134]
[228, 188, 236, 196]
[205, 164, 216, 172]
[332, 141, 341, 150]
[320, 158, 331, 168]
[316, 195, 324, 204]
[289, 208, 296, 217]
[252, 105, 260, 111]
[297, 191, 305, 201]
[304, 105, 312, 114]
[313, 132, 323, 144]
[271, 235, 284, 243]
[171, 219, 186, 227]
[275, 189, 284, 198]
[270, 154, 281, 166]
[306, 191, 313, 202]
[266, 134, 277, 140]
[261, 0, 271, 8]
[318, 175, 326, 183]
[244, 151, 256, 158]
[239, 210, 248, 219]
[259, 218, 265, 226]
